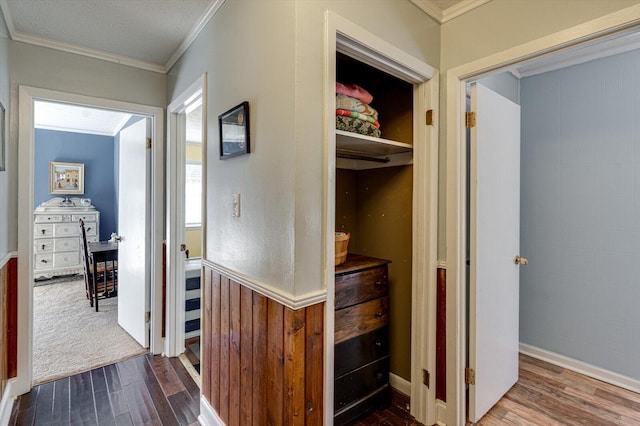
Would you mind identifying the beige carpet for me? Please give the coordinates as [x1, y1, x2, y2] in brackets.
[33, 279, 147, 384]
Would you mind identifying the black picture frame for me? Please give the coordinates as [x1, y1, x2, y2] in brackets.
[219, 101, 250, 160]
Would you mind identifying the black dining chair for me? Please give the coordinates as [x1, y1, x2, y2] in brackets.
[79, 219, 117, 307]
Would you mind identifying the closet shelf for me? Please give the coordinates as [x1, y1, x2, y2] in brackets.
[336, 130, 413, 157]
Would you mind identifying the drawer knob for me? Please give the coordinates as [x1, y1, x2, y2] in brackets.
[375, 341, 382, 347]
[41, 244, 45, 250]
[376, 372, 384, 381]
[41, 229, 46, 235]
[376, 311, 383, 318]
[375, 281, 383, 286]
[41, 259, 47, 263]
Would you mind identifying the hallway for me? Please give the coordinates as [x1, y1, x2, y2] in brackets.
[9, 354, 199, 425]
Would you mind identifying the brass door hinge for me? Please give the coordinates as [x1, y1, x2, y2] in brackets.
[145, 311, 151, 323]
[465, 112, 476, 128]
[146, 138, 152, 149]
[422, 368, 430, 388]
[465, 367, 476, 385]
[426, 109, 434, 126]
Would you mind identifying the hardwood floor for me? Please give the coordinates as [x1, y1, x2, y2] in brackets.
[478, 353, 640, 425]
[9, 354, 200, 426]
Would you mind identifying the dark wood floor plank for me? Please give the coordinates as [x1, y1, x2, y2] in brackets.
[51, 377, 70, 425]
[32, 380, 54, 425]
[11, 354, 200, 426]
[133, 355, 180, 426]
[167, 390, 199, 425]
[69, 371, 97, 425]
[147, 354, 186, 398]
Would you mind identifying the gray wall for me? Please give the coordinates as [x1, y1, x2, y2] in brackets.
[520, 49, 640, 380]
[477, 72, 520, 105]
[0, 9, 10, 259]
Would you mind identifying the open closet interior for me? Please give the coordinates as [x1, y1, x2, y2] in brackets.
[333, 51, 415, 424]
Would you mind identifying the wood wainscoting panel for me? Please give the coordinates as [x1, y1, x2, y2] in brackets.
[436, 267, 446, 402]
[0, 257, 17, 397]
[202, 266, 324, 426]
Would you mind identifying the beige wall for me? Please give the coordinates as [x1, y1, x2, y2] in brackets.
[167, 0, 439, 299]
[436, 0, 640, 259]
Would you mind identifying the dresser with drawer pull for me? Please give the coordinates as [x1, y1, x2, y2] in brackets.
[34, 198, 100, 280]
[334, 253, 391, 425]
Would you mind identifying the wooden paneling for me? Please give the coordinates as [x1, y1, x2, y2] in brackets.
[0, 257, 18, 400]
[202, 265, 324, 425]
[436, 267, 446, 402]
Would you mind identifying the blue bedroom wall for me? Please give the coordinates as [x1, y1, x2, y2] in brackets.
[520, 49, 640, 381]
[34, 129, 117, 238]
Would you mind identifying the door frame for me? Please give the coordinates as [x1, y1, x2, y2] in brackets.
[15, 85, 165, 396]
[445, 6, 640, 426]
[324, 12, 439, 425]
[165, 74, 207, 357]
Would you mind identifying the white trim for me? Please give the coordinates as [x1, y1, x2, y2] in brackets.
[325, 11, 438, 426]
[164, 0, 227, 71]
[442, 0, 491, 22]
[408, 0, 490, 24]
[435, 399, 447, 426]
[519, 343, 640, 394]
[203, 259, 327, 310]
[17, 85, 164, 397]
[198, 396, 224, 426]
[0, 380, 14, 426]
[389, 373, 412, 397]
[166, 75, 206, 357]
[436, 260, 447, 269]
[445, 5, 640, 426]
[0, 251, 16, 270]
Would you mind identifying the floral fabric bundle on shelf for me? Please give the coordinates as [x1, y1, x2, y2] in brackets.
[335, 83, 381, 138]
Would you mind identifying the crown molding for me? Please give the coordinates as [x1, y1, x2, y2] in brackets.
[165, 0, 227, 72]
[0, 0, 15, 38]
[409, 0, 490, 24]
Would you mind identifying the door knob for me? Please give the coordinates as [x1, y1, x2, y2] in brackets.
[514, 255, 528, 265]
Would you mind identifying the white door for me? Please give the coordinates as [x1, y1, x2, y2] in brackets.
[468, 83, 521, 422]
[118, 118, 150, 347]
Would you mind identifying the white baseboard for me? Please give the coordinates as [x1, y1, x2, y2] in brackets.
[389, 372, 411, 396]
[0, 381, 14, 426]
[520, 343, 640, 394]
[198, 396, 224, 426]
[435, 399, 447, 426]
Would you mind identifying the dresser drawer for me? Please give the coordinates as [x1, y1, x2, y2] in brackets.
[72, 213, 98, 223]
[35, 224, 54, 238]
[84, 222, 98, 236]
[34, 214, 63, 223]
[34, 254, 53, 269]
[35, 239, 54, 254]
[335, 297, 389, 344]
[54, 223, 79, 237]
[335, 265, 388, 309]
[334, 356, 390, 412]
[54, 252, 80, 267]
[335, 326, 389, 378]
[54, 237, 79, 252]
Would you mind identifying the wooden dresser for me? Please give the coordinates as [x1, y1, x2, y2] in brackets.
[334, 253, 391, 425]
[34, 198, 100, 280]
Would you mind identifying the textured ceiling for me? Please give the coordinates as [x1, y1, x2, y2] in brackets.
[35, 101, 133, 136]
[5, 0, 212, 67]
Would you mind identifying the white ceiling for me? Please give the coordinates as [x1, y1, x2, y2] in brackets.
[34, 101, 133, 136]
[0, 0, 219, 72]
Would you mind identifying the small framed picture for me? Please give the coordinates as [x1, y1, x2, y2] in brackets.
[0, 101, 5, 172]
[219, 101, 250, 160]
[49, 161, 85, 195]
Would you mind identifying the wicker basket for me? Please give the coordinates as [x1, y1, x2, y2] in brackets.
[335, 232, 350, 266]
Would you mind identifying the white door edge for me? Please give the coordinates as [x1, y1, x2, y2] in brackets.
[16, 85, 164, 397]
[166, 75, 207, 357]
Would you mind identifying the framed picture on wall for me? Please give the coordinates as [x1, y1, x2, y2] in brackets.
[219, 101, 250, 160]
[49, 161, 85, 195]
[0, 101, 5, 172]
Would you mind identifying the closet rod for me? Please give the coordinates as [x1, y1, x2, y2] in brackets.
[337, 153, 390, 163]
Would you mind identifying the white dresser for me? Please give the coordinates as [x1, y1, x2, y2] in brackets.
[34, 198, 100, 279]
